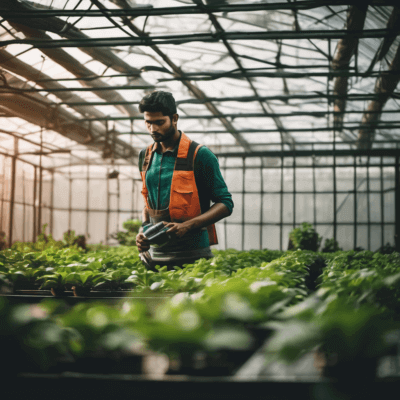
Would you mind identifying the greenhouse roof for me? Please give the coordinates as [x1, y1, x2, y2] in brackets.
[0, 0, 399, 179]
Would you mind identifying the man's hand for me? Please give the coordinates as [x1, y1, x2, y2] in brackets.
[136, 232, 150, 252]
[163, 221, 193, 238]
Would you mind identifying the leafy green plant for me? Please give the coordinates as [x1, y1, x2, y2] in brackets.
[322, 238, 342, 253]
[289, 223, 321, 252]
[377, 242, 397, 255]
[110, 219, 142, 246]
[265, 297, 398, 380]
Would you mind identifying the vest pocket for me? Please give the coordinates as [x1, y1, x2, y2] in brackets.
[172, 188, 193, 208]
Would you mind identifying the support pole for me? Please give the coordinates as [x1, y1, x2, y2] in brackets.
[1, 155, 7, 233]
[33, 166, 37, 242]
[86, 163, 89, 239]
[50, 171, 54, 237]
[22, 167, 26, 242]
[106, 170, 110, 245]
[395, 156, 400, 252]
[68, 168, 72, 231]
[8, 137, 18, 247]
[37, 129, 43, 235]
[241, 157, 245, 251]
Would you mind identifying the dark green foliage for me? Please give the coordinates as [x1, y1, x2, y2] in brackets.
[288, 223, 321, 252]
[377, 242, 397, 255]
[110, 219, 142, 246]
[322, 238, 342, 253]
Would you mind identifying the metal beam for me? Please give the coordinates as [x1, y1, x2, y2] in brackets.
[8, 22, 147, 117]
[358, 43, 400, 149]
[56, 92, 400, 107]
[116, 125, 400, 135]
[2, 1, 397, 18]
[0, 72, 138, 163]
[77, 109, 400, 122]
[367, 6, 400, 72]
[0, 48, 111, 120]
[332, 5, 368, 130]
[215, 148, 400, 158]
[1, 29, 398, 48]
[0, 0, 149, 82]
[111, 0, 252, 152]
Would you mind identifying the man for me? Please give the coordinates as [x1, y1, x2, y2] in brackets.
[135, 91, 233, 269]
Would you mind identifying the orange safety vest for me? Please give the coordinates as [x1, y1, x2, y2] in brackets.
[140, 132, 218, 246]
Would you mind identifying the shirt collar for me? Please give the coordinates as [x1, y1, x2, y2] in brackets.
[154, 131, 182, 155]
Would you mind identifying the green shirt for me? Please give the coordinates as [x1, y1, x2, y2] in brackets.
[140, 139, 233, 249]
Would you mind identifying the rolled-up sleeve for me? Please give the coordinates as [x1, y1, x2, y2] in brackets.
[194, 146, 234, 215]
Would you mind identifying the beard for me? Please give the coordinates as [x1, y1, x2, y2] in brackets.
[152, 120, 175, 142]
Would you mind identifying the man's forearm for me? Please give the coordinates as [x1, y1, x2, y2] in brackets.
[187, 203, 230, 231]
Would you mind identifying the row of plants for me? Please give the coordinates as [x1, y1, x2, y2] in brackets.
[259, 250, 400, 379]
[0, 246, 286, 295]
[0, 249, 321, 375]
[2, 248, 400, 378]
[288, 222, 397, 254]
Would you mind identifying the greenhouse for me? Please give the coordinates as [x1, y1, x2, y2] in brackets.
[1, 0, 400, 398]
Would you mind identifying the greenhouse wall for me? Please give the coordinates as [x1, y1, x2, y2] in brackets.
[0, 151, 398, 251]
[218, 154, 398, 252]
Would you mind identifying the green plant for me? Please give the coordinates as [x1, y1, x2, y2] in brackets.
[289, 223, 321, 252]
[377, 242, 397, 255]
[110, 219, 142, 246]
[265, 297, 398, 377]
[322, 238, 342, 253]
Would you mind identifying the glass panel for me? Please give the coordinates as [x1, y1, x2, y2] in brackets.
[12, 204, 24, 243]
[337, 194, 354, 223]
[229, 193, 242, 223]
[244, 169, 261, 192]
[262, 169, 281, 192]
[262, 225, 280, 251]
[370, 226, 382, 251]
[53, 175, 70, 209]
[356, 193, 368, 223]
[336, 225, 354, 251]
[382, 167, 395, 190]
[89, 180, 108, 210]
[108, 212, 119, 244]
[369, 167, 381, 191]
[315, 169, 333, 192]
[336, 167, 354, 192]
[263, 194, 281, 223]
[244, 225, 260, 251]
[71, 211, 87, 236]
[316, 194, 333, 223]
[383, 225, 395, 247]
[244, 193, 261, 223]
[52, 210, 69, 241]
[356, 225, 368, 250]
[226, 223, 242, 250]
[282, 194, 293, 223]
[282, 169, 293, 192]
[89, 212, 107, 245]
[225, 169, 243, 192]
[71, 180, 87, 209]
[24, 206, 34, 243]
[295, 194, 314, 223]
[295, 168, 313, 192]
[369, 194, 381, 223]
[383, 192, 395, 223]
[356, 167, 368, 192]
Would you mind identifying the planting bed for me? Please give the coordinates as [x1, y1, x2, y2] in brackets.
[1, 244, 400, 386]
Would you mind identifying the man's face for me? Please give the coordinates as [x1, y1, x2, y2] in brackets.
[144, 111, 177, 143]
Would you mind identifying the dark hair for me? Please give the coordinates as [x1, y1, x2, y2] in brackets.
[139, 91, 177, 116]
